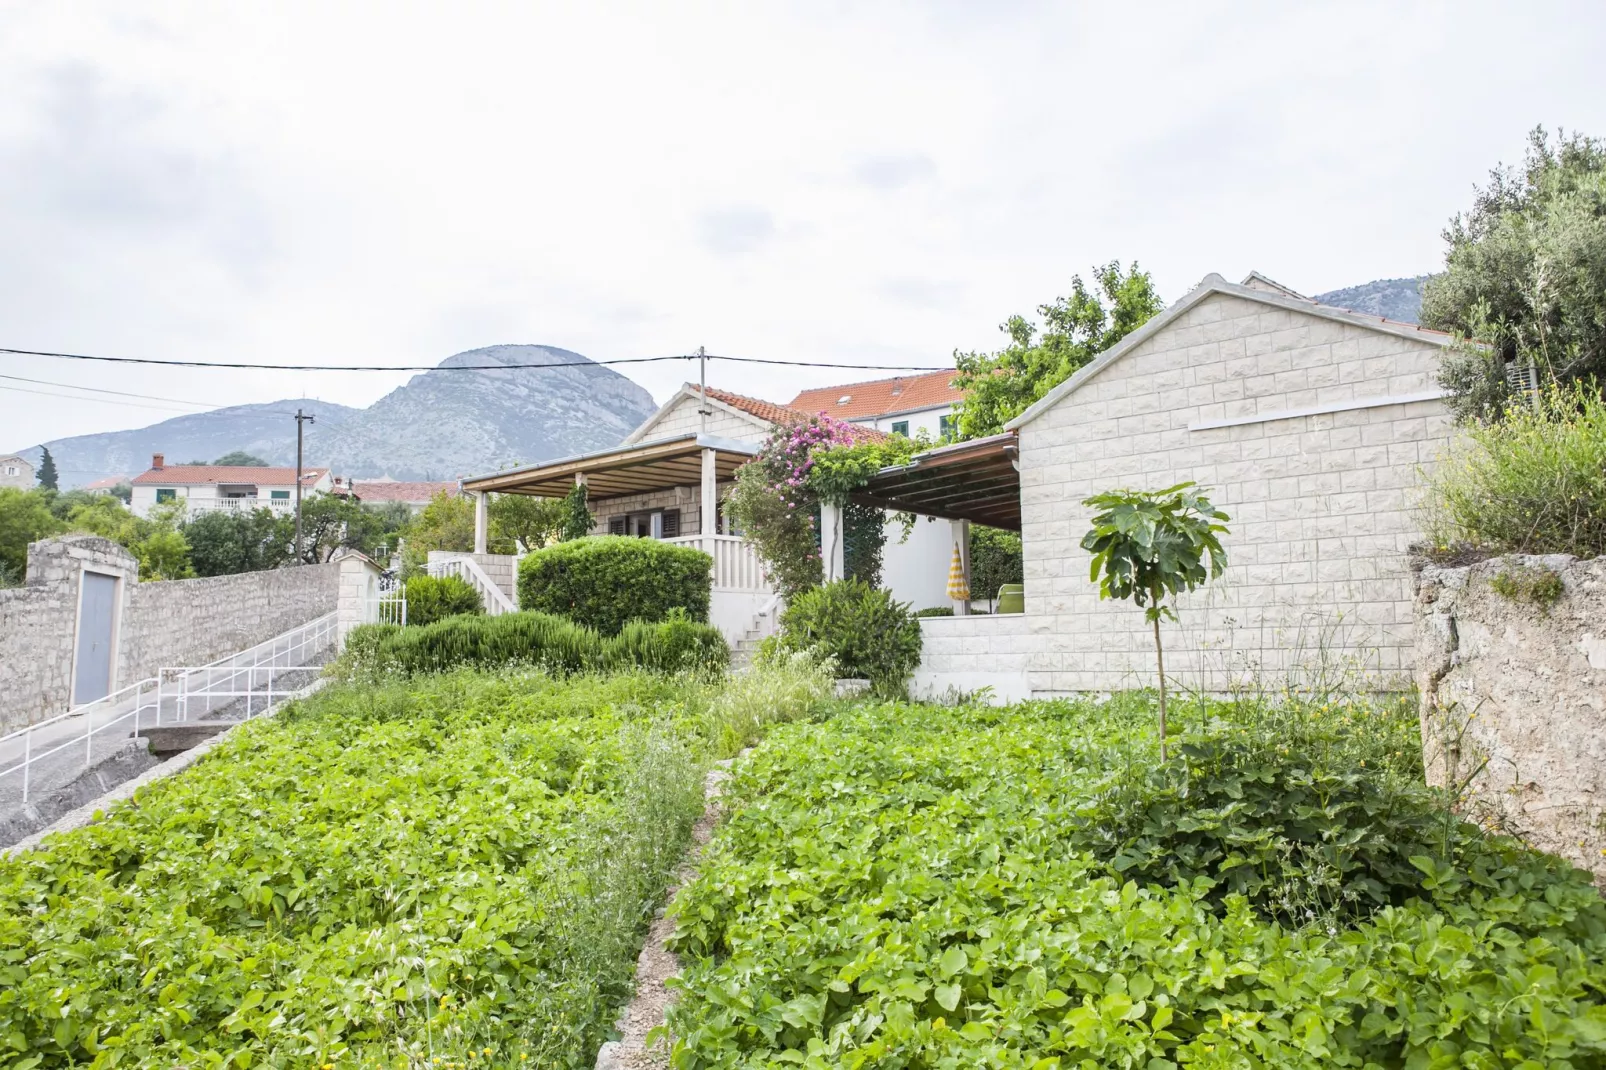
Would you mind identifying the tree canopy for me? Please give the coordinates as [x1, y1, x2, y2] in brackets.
[1421, 127, 1606, 422]
[213, 451, 271, 466]
[952, 263, 1164, 439]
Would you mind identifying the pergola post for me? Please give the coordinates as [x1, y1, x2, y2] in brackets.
[700, 447, 718, 547]
[821, 502, 845, 582]
[473, 491, 489, 554]
[950, 517, 971, 615]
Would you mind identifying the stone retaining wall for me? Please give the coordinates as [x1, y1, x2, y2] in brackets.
[1415, 554, 1606, 884]
[912, 613, 1033, 704]
[0, 535, 337, 732]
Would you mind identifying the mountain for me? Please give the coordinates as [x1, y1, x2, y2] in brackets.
[315, 345, 659, 480]
[17, 344, 660, 487]
[1314, 276, 1432, 324]
[20, 399, 362, 489]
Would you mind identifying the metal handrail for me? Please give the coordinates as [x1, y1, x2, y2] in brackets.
[0, 612, 337, 804]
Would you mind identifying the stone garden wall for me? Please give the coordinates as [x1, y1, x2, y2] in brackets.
[0, 535, 337, 732]
[1415, 554, 1606, 884]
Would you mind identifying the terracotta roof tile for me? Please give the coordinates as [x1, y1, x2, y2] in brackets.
[700, 386, 889, 442]
[787, 369, 963, 421]
[347, 480, 461, 503]
[132, 465, 328, 486]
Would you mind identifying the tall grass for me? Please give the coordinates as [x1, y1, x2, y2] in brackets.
[1423, 383, 1606, 557]
[689, 648, 837, 758]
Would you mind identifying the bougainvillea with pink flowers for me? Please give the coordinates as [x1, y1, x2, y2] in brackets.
[725, 414, 913, 597]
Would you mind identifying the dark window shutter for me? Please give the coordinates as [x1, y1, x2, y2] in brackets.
[661, 510, 680, 538]
[608, 515, 626, 536]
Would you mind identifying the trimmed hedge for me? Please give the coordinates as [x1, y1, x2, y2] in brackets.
[350, 610, 728, 676]
[402, 573, 484, 626]
[517, 536, 712, 635]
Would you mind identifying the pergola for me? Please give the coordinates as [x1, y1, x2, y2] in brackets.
[853, 432, 1021, 531]
[458, 433, 760, 552]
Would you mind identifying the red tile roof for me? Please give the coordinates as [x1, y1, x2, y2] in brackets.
[700, 386, 889, 442]
[347, 480, 461, 503]
[132, 465, 327, 486]
[83, 476, 127, 490]
[787, 369, 963, 420]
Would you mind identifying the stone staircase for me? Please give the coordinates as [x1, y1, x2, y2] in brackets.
[730, 597, 783, 669]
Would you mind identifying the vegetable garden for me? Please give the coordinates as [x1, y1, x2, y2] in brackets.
[666, 696, 1606, 1068]
[0, 662, 828, 1069]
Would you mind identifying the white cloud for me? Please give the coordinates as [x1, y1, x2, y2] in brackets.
[1, 0, 1603, 451]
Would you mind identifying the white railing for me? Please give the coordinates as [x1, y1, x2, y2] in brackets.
[363, 594, 407, 625]
[666, 534, 770, 592]
[0, 612, 337, 804]
[427, 555, 516, 615]
[188, 498, 294, 515]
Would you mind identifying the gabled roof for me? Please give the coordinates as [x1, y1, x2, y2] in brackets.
[788, 369, 962, 420]
[1003, 272, 1455, 432]
[623, 383, 890, 444]
[83, 476, 126, 490]
[132, 464, 328, 486]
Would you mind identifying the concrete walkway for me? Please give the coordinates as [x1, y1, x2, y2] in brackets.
[0, 646, 333, 835]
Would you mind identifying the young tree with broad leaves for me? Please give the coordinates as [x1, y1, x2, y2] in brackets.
[1081, 482, 1229, 762]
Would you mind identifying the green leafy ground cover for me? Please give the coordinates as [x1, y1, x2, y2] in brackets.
[0, 666, 833, 1069]
[667, 697, 1606, 1068]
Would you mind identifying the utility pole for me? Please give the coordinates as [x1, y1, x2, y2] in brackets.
[294, 408, 315, 563]
[698, 345, 710, 434]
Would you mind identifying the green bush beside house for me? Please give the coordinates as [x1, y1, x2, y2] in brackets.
[517, 536, 712, 635]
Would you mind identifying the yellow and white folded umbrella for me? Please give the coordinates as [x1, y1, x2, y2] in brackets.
[946, 544, 970, 601]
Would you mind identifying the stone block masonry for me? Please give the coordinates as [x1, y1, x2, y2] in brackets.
[1415, 554, 1606, 886]
[0, 535, 337, 733]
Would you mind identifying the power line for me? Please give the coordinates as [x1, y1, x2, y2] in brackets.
[0, 345, 953, 374]
[0, 372, 231, 410]
[0, 383, 235, 415]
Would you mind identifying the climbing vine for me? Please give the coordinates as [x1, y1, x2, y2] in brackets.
[726, 415, 916, 598]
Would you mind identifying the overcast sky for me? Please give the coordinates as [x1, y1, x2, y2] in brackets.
[3, 1, 1604, 453]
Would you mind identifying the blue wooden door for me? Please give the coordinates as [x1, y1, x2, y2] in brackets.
[74, 571, 118, 705]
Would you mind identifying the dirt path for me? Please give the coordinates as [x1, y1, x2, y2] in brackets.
[596, 754, 740, 1070]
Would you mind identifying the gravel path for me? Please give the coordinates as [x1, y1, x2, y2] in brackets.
[596, 753, 742, 1070]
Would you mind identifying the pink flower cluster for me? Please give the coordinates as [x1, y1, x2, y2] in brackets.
[760, 414, 858, 511]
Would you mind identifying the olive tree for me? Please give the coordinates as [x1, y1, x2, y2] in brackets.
[1081, 482, 1229, 761]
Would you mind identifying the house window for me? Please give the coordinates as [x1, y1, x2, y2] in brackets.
[890, 420, 909, 436]
[938, 414, 956, 439]
[270, 490, 290, 500]
[155, 488, 176, 503]
[608, 510, 679, 539]
[3, 466, 15, 476]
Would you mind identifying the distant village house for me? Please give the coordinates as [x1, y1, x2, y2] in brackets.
[130, 454, 331, 519]
[0, 454, 35, 490]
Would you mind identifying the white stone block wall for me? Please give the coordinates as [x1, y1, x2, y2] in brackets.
[1015, 292, 1453, 695]
[912, 614, 1033, 703]
[641, 394, 765, 442]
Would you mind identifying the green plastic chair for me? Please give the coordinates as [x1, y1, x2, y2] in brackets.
[996, 583, 1025, 614]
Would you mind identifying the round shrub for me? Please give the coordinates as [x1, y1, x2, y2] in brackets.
[776, 579, 921, 694]
[611, 611, 730, 675]
[517, 536, 712, 635]
[402, 573, 484, 626]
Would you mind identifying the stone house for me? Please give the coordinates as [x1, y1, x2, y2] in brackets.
[455, 381, 961, 640]
[904, 272, 1457, 699]
[0, 454, 34, 490]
